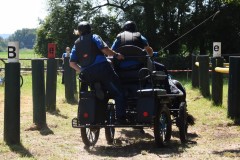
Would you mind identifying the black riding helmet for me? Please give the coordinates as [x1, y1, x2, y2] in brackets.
[123, 21, 137, 32]
[78, 21, 91, 35]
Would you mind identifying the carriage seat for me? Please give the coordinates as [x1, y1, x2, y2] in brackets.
[114, 45, 148, 83]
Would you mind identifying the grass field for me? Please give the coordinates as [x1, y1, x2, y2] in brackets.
[0, 50, 239, 159]
[0, 49, 43, 68]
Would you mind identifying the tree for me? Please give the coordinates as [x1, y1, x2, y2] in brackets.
[35, 0, 240, 59]
[211, 2, 240, 54]
[0, 36, 7, 52]
[8, 28, 36, 49]
[35, 0, 121, 57]
[35, 0, 82, 57]
[91, 15, 121, 46]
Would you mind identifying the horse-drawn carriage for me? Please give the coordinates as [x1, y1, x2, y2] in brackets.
[72, 45, 191, 147]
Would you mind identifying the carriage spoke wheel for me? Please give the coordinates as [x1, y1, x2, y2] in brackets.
[81, 128, 100, 147]
[154, 105, 172, 147]
[105, 127, 115, 145]
[178, 102, 188, 143]
[105, 104, 115, 145]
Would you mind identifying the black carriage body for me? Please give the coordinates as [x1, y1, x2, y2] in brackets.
[78, 91, 107, 125]
[71, 45, 190, 148]
[136, 95, 155, 123]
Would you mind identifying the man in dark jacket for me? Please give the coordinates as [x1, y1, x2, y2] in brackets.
[70, 21, 127, 124]
[111, 21, 171, 93]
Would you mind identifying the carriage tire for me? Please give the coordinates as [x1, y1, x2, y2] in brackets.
[178, 102, 188, 143]
[105, 128, 115, 145]
[81, 128, 100, 147]
[154, 105, 172, 147]
[105, 104, 115, 145]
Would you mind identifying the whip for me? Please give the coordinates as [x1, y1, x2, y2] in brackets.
[158, 10, 220, 54]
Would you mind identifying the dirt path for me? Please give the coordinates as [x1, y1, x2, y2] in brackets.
[0, 89, 240, 160]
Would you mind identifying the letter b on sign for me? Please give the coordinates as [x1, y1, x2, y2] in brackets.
[8, 42, 19, 63]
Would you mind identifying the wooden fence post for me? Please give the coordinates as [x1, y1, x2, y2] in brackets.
[64, 57, 77, 103]
[192, 54, 199, 88]
[46, 58, 57, 111]
[228, 56, 240, 122]
[211, 57, 224, 105]
[198, 55, 210, 98]
[32, 60, 46, 127]
[4, 63, 20, 144]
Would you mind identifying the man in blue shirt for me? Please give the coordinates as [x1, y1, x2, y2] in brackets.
[111, 21, 171, 93]
[70, 21, 127, 124]
[61, 47, 71, 84]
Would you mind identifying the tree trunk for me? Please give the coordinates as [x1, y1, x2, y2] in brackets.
[142, 1, 158, 49]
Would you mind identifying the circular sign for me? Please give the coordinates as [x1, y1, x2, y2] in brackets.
[214, 45, 219, 52]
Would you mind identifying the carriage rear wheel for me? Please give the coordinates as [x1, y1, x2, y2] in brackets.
[178, 102, 188, 143]
[105, 127, 115, 145]
[105, 103, 115, 144]
[154, 105, 172, 147]
[81, 128, 100, 147]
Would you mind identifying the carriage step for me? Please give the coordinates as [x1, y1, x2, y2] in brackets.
[72, 118, 152, 128]
[72, 118, 79, 128]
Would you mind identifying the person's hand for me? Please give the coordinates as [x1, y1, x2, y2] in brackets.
[114, 53, 124, 60]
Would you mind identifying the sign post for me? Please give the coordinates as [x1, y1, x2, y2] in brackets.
[213, 42, 221, 58]
[4, 41, 21, 144]
[8, 41, 19, 63]
[46, 43, 57, 111]
[48, 43, 56, 59]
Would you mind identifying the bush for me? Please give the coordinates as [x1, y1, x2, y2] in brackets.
[155, 55, 191, 70]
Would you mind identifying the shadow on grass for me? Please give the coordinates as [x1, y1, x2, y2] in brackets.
[66, 98, 78, 105]
[25, 124, 54, 136]
[171, 130, 198, 141]
[212, 148, 240, 157]
[39, 125, 54, 136]
[9, 143, 34, 158]
[48, 109, 68, 119]
[85, 129, 198, 158]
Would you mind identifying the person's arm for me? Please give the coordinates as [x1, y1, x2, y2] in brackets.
[69, 62, 81, 73]
[69, 45, 81, 73]
[140, 35, 153, 56]
[144, 45, 153, 57]
[101, 47, 124, 60]
[93, 34, 124, 60]
[111, 38, 120, 51]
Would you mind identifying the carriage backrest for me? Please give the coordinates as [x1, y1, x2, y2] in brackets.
[115, 45, 148, 67]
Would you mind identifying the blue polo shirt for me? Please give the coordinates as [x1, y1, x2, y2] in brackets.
[70, 34, 108, 70]
[111, 34, 149, 68]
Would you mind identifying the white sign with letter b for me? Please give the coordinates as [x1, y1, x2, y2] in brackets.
[8, 41, 19, 63]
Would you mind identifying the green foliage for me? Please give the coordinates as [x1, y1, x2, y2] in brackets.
[91, 15, 121, 46]
[0, 37, 7, 52]
[35, 0, 82, 57]
[34, 0, 240, 62]
[8, 28, 36, 49]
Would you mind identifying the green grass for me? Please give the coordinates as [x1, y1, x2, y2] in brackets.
[0, 49, 41, 59]
[0, 49, 64, 72]
[0, 73, 239, 159]
[0, 49, 43, 68]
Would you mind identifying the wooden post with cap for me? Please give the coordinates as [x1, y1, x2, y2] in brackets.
[4, 41, 21, 144]
[46, 43, 57, 111]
